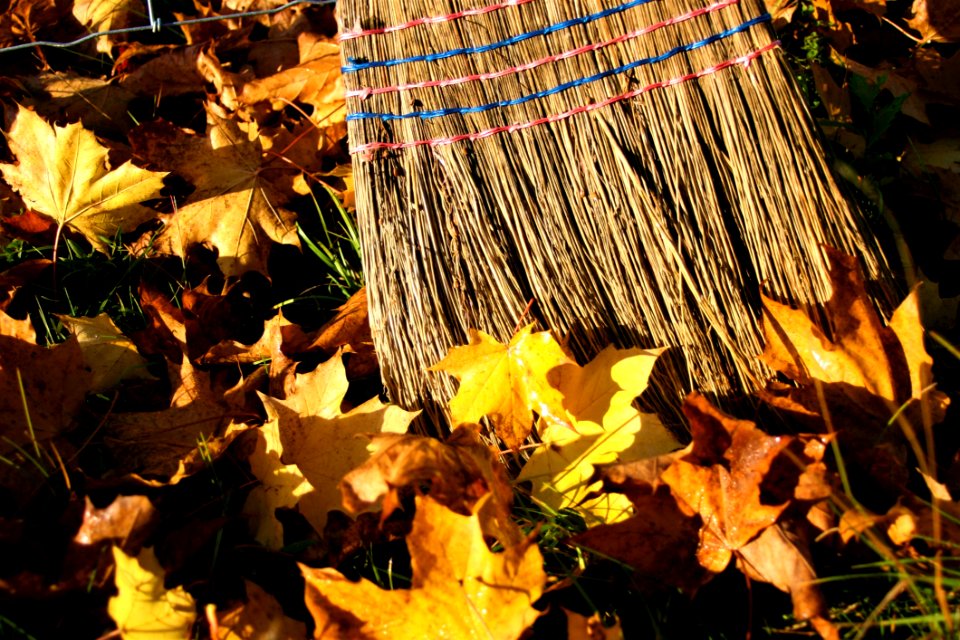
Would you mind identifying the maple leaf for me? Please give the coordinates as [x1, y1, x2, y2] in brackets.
[518, 346, 680, 524]
[340, 424, 524, 546]
[130, 110, 299, 277]
[61, 313, 154, 393]
[108, 546, 196, 640]
[430, 325, 576, 449]
[242, 412, 313, 549]
[72, 0, 142, 54]
[264, 351, 418, 533]
[217, 580, 307, 640]
[102, 359, 257, 481]
[661, 394, 794, 573]
[907, 0, 960, 43]
[302, 496, 545, 639]
[0, 105, 167, 254]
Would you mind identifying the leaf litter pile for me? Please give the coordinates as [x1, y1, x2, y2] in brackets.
[0, 0, 959, 638]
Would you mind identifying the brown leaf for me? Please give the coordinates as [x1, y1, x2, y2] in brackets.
[907, 0, 960, 42]
[302, 496, 545, 640]
[217, 580, 307, 639]
[737, 525, 837, 639]
[662, 394, 793, 573]
[572, 485, 709, 594]
[102, 359, 256, 481]
[339, 424, 522, 545]
[130, 111, 299, 277]
[74, 495, 157, 551]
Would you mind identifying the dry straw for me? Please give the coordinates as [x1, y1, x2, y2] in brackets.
[338, 0, 894, 428]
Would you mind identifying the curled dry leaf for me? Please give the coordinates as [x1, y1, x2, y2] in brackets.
[736, 525, 837, 639]
[339, 424, 522, 545]
[565, 609, 623, 640]
[0, 105, 167, 254]
[108, 546, 196, 640]
[760, 248, 949, 492]
[75, 495, 157, 550]
[302, 496, 545, 640]
[430, 324, 576, 450]
[72, 0, 142, 54]
[907, 0, 960, 43]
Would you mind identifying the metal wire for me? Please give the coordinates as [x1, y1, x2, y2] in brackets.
[0, 0, 337, 53]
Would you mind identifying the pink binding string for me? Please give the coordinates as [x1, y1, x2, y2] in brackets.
[347, 0, 738, 100]
[350, 42, 779, 154]
[339, 0, 534, 41]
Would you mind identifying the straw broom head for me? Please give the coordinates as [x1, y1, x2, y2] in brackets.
[338, 0, 894, 430]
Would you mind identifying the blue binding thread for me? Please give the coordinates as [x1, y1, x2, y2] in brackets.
[347, 14, 770, 121]
[343, 0, 660, 73]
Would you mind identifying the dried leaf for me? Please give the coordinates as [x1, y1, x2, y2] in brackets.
[72, 0, 142, 54]
[132, 111, 299, 277]
[907, 0, 960, 43]
[75, 495, 157, 549]
[565, 609, 623, 640]
[61, 313, 154, 393]
[571, 485, 709, 593]
[217, 580, 307, 640]
[662, 394, 793, 573]
[0, 106, 166, 253]
[339, 424, 522, 545]
[430, 325, 576, 449]
[242, 414, 312, 549]
[518, 346, 680, 524]
[302, 496, 545, 639]
[108, 546, 196, 640]
[267, 352, 417, 532]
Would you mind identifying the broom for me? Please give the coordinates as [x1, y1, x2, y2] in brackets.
[336, 0, 894, 429]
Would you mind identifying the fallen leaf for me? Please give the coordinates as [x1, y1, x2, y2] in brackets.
[302, 496, 545, 639]
[281, 288, 376, 377]
[61, 313, 154, 393]
[518, 346, 680, 524]
[131, 110, 299, 277]
[431, 325, 576, 449]
[21, 72, 137, 135]
[242, 414, 312, 549]
[662, 394, 793, 573]
[217, 580, 307, 639]
[102, 359, 257, 480]
[339, 424, 522, 545]
[907, 0, 960, 43]
[75, 495, 157, 550]
[72, 0, 142, 54]
[571, 485, 709, 593]
[736, 525, 837, 639]
[108, 546, 196, 640]
[0, 105, 167, 254]
[266, 351, 418, 532]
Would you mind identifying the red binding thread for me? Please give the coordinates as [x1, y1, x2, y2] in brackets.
[346, 0, 739, 100]
[350, 42, 780, 154]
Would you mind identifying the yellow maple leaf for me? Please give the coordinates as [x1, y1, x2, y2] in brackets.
[108, 546, 196, 640]
[60, 313, 154, 394]
[518, 346, 681, 524]
[217, 580, 307, 639]
[302, 496, 545, 639]
[139, 110, 299, 277]
[265, 352, 418, 532]
[242, 415, 313, 550]
[430, 324, 576, 449]
[0, 105, 167, 254]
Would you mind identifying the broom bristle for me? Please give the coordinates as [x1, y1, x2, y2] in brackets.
[338, 0, 894, 429]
